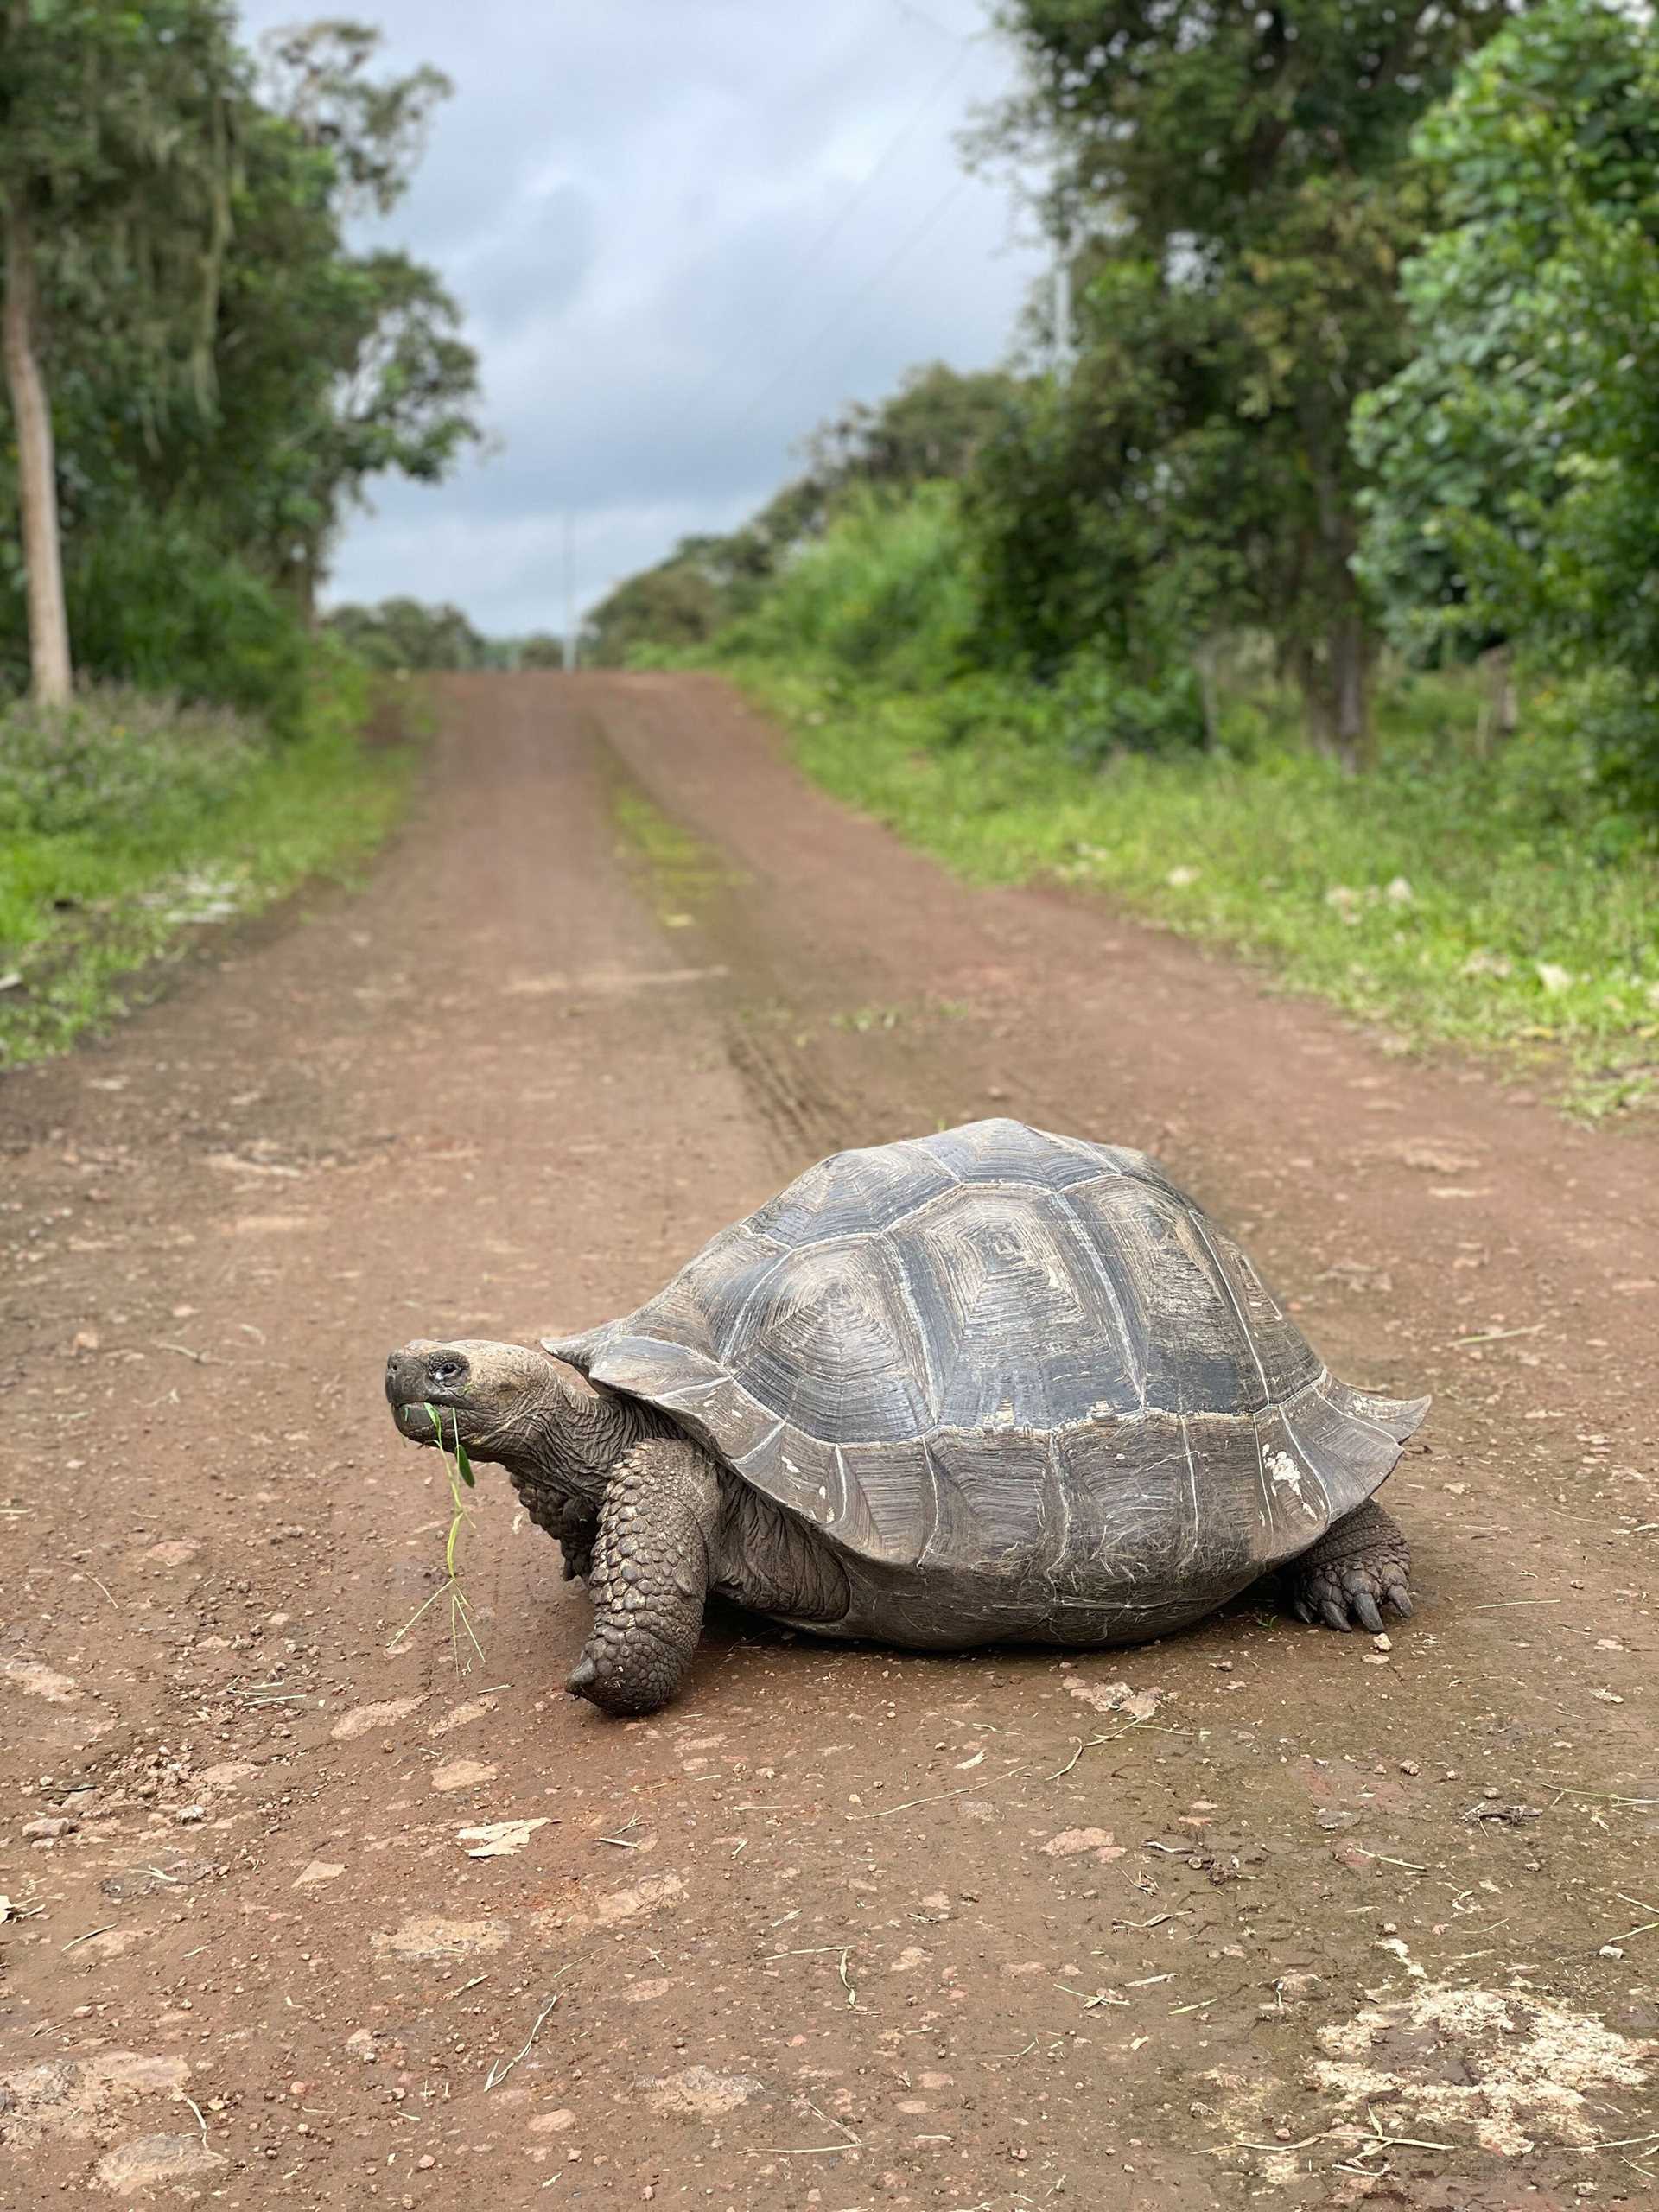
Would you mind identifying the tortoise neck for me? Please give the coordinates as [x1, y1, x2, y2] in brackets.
[497, 1370, 666, 1505]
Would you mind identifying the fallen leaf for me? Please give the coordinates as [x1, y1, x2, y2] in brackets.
[458, 1818, 551, 1859]
[1062, 1675, 1166, 1722]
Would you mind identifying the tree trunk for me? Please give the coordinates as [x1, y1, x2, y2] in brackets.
[1474, 644, 1516, 760]
[1327, 611, 1370, 776]
[2, 200, 73, 706]
[1192, 636, 1221, 751]
[1297, 402, 1373, 772]
[1290, 625, 1370, 775]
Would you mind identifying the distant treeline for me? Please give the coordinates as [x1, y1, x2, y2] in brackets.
[324, 600, 564, 674]
[593, 0, 1659, 815]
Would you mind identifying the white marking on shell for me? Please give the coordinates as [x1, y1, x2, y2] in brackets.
[918, 1440, 948, 1564]
[1176, 1414, 1202, 1576]
[1279, 1408, 1329, 1523]
[1265, 1447, 1320, 1518]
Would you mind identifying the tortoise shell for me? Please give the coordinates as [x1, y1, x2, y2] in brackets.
[547, 1121, 1426, 1624]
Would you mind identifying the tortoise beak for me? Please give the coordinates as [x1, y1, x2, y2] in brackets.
[385, 1347, 427, 1406]
[386, 1349, 452, 1446]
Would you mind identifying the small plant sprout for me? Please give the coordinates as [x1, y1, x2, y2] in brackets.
[388, 1402, 484, 1673]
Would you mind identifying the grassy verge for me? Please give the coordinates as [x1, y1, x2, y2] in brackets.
[0, 663, 422, 1066]
[730, 660, 1659, 1117]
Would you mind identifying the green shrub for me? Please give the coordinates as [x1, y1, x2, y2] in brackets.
[0, 687, 258, 838]
[0, 664, 415, 1064]
[1040, 656, 1208, 765]
[717, 483, 978, 691]
[63, 515, 312, 733]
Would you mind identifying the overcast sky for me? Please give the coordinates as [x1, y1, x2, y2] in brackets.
[234, 0, 1045, 637]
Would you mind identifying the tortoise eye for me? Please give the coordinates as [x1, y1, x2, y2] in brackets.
[430, 1358, 465, 1388]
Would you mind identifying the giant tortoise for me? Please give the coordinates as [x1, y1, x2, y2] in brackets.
[385, 1119, 1424, 1713]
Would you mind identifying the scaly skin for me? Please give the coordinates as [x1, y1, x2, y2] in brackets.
[566, 1439, 721, 1715]
[1284, 1498, 1413, 1633]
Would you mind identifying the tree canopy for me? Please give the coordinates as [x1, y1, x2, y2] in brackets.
[964, 0, 1519, 762]
[0, 7, 483, 707]
[1354, 1, 1659, 697]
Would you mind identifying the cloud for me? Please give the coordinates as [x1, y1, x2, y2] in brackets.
[237, 0, 1045, 634]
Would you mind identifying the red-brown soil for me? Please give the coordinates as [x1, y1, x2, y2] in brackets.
[2, 671, 1655, 2209]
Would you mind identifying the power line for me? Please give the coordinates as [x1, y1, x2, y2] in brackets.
[716, 174, 972, 447]
[885, 0, 976, 42]
[657, 39, 973, 444]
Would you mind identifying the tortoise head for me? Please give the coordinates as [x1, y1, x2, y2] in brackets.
[385, 1338, 564, 1463]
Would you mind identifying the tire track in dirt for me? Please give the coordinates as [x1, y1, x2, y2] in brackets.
[1, 672, 1654, 2210]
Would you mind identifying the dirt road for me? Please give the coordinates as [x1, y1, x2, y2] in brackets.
[3, 671, 1656, 2209]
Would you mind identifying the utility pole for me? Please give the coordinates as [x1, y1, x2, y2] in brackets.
[563, 512, 576, 671]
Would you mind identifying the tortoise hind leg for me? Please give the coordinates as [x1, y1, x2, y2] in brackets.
[1285, 1499, 1412, 1634]
[566, 1439, 719, 1716]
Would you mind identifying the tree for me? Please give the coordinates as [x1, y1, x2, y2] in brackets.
[1354, 0, 1659, 721]
[805, 363, 1022, 493]
[134, 22, 481, 616]
[0, 10, 485, 702]
[0, 0, 244, 702]
[972, 0, 1517, 765]
[585, 559, 730, 666]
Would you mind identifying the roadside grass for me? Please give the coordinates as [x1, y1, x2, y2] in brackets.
[0, 666, 420, 1066]
[730, 660, 1659, 1116]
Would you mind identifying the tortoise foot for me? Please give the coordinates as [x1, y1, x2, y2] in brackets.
[1286, 1500, 1412, 1634]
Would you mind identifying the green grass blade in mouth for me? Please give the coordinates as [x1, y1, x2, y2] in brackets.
[387, 1402, 483, 1672]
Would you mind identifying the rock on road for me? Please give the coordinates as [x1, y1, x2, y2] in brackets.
[2, 671, 1656, 2209]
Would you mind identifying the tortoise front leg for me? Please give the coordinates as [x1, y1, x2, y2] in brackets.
[566, 1439, 720, 1715]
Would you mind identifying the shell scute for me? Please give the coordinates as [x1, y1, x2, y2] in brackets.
[894, 1183, 1138, 1433]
